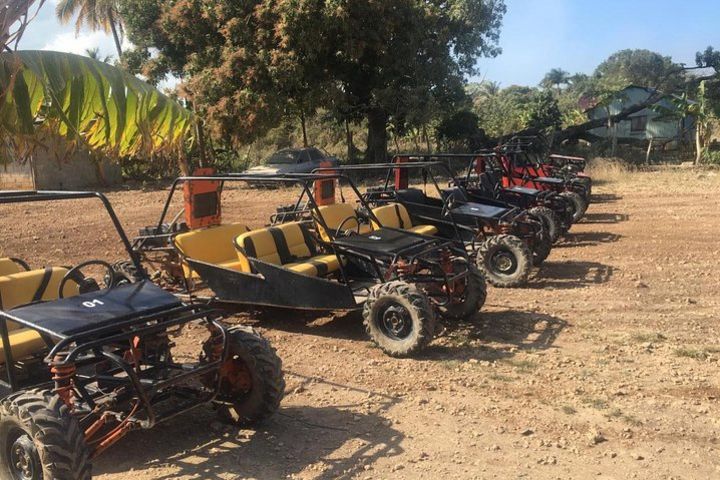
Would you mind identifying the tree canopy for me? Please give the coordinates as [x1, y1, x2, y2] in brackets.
[594, 49, 685, 92]
[119, 0, 507, 162]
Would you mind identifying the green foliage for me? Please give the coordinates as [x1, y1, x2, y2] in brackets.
[471, 85, 561, 137]
[436, 110, 488, 151]
[119, 0, 506, 162]
[0, 50, 194, 162]
[594, 49, 685, 92]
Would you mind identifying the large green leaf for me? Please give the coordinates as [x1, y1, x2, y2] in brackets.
[0, 50, 194, 161]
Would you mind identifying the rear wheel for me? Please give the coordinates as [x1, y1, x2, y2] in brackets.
[363, 281, 436, 357]
[0, 389, 90, 480]
[528, 206, 560, 243]
[560, 191, 587, 222]
[475, 234, 532, 288]
[213, 326, 285, 426]
[437, 260, 487, 320]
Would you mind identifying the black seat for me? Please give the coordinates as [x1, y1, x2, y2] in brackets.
[395, 188, 429, 205]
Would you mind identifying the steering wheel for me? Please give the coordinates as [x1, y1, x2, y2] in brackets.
[441, 194, 457, 218]
[59, 260, 118, 299]
[334, 216, 361, 237]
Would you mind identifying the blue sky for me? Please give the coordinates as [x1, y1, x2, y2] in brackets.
[17, 0, 720, 88]
[473, 0, 719, 86]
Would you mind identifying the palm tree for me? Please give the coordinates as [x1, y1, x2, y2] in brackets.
[541, 68, 570, 95]
[85, 47, 112, 63]
[55, 0, 124, 58]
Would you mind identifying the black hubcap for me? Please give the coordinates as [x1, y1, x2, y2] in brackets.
[8, 433, 40, 480]
[490, 250, 518, 275]
[378, 303, 413, 340]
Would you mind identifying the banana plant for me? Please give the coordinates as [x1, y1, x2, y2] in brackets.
[0, 50, 193, 162]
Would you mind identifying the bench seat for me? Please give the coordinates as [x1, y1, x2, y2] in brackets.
[173, 223, 251, 277]
[315, 203, 372, 241]
[0, 267, 80, 364]
[0, 258, 26, 277]
[235, 222, 340, 278]
[371, 204, 438, 236]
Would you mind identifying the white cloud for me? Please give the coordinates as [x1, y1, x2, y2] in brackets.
[42, 30, 118, 57]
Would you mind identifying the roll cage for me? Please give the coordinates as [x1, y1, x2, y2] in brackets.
[144, 173, 469, 309]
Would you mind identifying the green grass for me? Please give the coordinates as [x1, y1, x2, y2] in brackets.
[582, 397, 609, 410]
[604, 408, 642, 426]
[674, 346, 720, 360]
[502, 358, 538, 373]
[629, 332, 667, 343]
[439, 359, 463, 370]
[489, 373, 513, 382]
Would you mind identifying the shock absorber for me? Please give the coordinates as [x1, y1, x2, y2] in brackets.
[51, 354, 76, 408]
[205, 326, 225, 363]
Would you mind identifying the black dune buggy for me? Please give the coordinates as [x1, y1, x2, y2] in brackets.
[0, 190, 284, 480]
[133, 173, 486, 358]
[445, 153, 576, 243]
[313, 162, 551, 288]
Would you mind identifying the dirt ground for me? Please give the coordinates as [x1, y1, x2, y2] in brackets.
[2, 165, 720, 479]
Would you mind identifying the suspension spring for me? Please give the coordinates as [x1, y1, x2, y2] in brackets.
[51, 354, 76, 408]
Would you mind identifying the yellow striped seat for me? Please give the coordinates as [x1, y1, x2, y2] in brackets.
[371, 203, 438, 236]
[234, 222, 340, 277]
[173, 223, 251, 278]
[314, 203, 372, 241]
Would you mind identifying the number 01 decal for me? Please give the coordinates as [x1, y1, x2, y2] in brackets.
[82, 299, 105, 308]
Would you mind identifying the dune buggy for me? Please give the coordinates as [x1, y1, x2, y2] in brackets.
[496, 138, 591, 222]
[314, 161, 550, 288]
[134, 173, 486, 358]
[451, 153, 575, 242]
[0, 190, 284, 480]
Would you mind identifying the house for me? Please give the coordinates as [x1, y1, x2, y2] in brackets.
[0, 135, 122, 190]
[585, 85, 695, 143]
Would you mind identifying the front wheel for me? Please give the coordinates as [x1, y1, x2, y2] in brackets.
[437, 260, 487, 320]
[475, 234, 532, 288]
[213, 326, 285, 426]
[363, 281, 436, 357]
[560, 191, 587, 222]
[528, 206, 561, 243]
[0, 389, 90, 480]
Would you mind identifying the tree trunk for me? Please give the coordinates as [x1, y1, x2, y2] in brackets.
[300, 111, 308, 147]
[695, 122, 702, 165]
[108, 11, 123, 58]
[645, 137, 654, 165]
[195, 118, 208, 168]
[345, 119, 355, 164]
[364, 108, 388, 163]
[422, 124, 432, 153]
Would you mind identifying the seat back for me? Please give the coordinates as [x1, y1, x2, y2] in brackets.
[174, 223, 251, 276]
[395, 188, 428, 205]
[0, 258, 26, 277]
[314, 203, 360, 242]
[371, 204, 414, 230]
[0, 268, 80, 329]
[235, 222, 317, 272]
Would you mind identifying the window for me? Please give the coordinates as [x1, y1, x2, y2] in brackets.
[630, 115, 648, 132]
[308, 148, 325, 161]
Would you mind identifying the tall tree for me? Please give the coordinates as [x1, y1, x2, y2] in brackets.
[594, 49, 685, 92]
[120, 0, 506, 162]
[56, 0, 124, 58]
